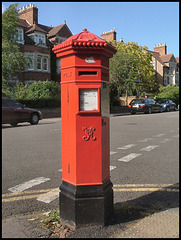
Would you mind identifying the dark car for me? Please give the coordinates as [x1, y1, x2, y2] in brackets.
[128, 98, 163, 114]
[2, 98, 43, 127]
[157, 99, 177, 112]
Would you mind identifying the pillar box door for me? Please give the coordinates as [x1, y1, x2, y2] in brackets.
[52, 29, 117, 227]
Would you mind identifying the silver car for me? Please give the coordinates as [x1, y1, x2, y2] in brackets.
[157, 99, 177, 112]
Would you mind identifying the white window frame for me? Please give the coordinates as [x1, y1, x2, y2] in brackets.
[37, 55, 42, 71]
[43, 56, 48, 72]
[12, 28, 24, 44]
[34, 32, 46, 45]
[27, 56, 34, 70]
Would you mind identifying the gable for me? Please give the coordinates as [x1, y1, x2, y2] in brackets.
[57, 24, 72, 38]
[47, 24, 72, 38]
[170, 55, 177, 64]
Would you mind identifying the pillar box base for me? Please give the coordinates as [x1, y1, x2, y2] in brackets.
[59, 180, 113, 228]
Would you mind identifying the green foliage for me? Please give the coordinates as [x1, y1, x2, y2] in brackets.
[155, 85, 179, 106]
[2, 3, 28, 95]
[13, 81, 61, 108]
[13, 82, 29, 100]
[42, 210, 60, 231]
[109, 41, 159, 99]
[27, 81, 60, 99]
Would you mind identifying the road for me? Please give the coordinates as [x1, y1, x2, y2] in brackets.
[2, 111, 179, 218]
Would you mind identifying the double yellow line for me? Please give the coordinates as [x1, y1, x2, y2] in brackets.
[2, 184, 178, 203]
[113, 184, 179, 192]
[2, 188, 59, 203]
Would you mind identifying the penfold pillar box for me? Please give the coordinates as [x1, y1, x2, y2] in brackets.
[52, 28, 117, 227]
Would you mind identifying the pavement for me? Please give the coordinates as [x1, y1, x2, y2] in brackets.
[113, 207, 179, 238]
[2, 207, 179, 238]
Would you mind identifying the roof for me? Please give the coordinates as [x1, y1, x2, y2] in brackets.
[175, 57, 179, 63]
[160, 54, 174, 63]
[37, 23, 53, 33]
[26, 24, 47, 34]
[18, 19, 31, 28]
[17, 11, 72, 47]
[47, 24, 65, 37]
[147, 50, 168, 67]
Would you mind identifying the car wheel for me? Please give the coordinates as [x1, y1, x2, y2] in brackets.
[160, 107, 163, 113]
[148, 107, 152, 114]
[10, 122, 18, 127]
[166, 106, 170, 112]
[30, 113, 39, 125]
[131, 111, 136, 114]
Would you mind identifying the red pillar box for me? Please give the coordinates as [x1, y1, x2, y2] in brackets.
[52, 29, 117, 227]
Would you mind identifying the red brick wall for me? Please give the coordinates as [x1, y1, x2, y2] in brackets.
[19, 44, 50, 54]
[101, 31, 116, 41]
[154, 45, 167, 56]
[19, 7, 38, 25]
[16, 71, 51, 82]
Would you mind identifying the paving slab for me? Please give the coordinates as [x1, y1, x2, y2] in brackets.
[113, 207, 179, 238]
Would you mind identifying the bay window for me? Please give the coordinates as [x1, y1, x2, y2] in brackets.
[37, 55, 42, 70]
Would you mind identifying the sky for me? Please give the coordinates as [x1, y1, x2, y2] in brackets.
[2, 2, 179, 57]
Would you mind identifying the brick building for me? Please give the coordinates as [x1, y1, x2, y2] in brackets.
[147, 43, 179, 86]
[100, 30, 117, 41]
[12, 3, 72, 85]
[101, 31, 179, 86]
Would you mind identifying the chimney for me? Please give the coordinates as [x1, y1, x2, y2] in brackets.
[154, 43, 167, 55]
[19, 4, 38, 25]
[100, 30, 117, 41]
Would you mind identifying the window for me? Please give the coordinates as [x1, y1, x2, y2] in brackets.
[34, 33, 45, 45]
[12, 28, 24, 43]
[37, 55, 42, 70]
[3, 99, 23, 108]
[43, 57, 48, 71]
[27, 56, 34, 70]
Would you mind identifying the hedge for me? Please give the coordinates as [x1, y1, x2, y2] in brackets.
[16, 98, 60, 109]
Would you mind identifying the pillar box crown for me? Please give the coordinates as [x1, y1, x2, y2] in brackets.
[52, 28, 116, 56]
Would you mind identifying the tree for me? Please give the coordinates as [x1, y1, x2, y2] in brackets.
[155, 85, 179, 107]
[109, 41, 159, 103]
[2, 3, 28, 97]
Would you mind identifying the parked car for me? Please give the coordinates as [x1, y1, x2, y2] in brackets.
[157, 99, 177, 112]
[128, 98, 163, 114]
[2, 98, 43, 127]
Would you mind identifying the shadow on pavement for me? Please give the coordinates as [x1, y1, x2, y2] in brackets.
[67, 183, 179, 238]
[112, 183, 179, 225]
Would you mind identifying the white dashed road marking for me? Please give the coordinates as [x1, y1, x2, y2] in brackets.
[8, 177, 50, 193]
[36, 190, 59, 203]
[110, 151, 117, 155]
[152, 133, 165, 137]
[140, 145, 159, 152]
[110, 166, 117, 171]
[160, 139, 172, 143]
[118, 153, 141, 162]
[118, 144, 136, 150]
[138, 138, 154, 142]
[172, 134, 179, 138]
